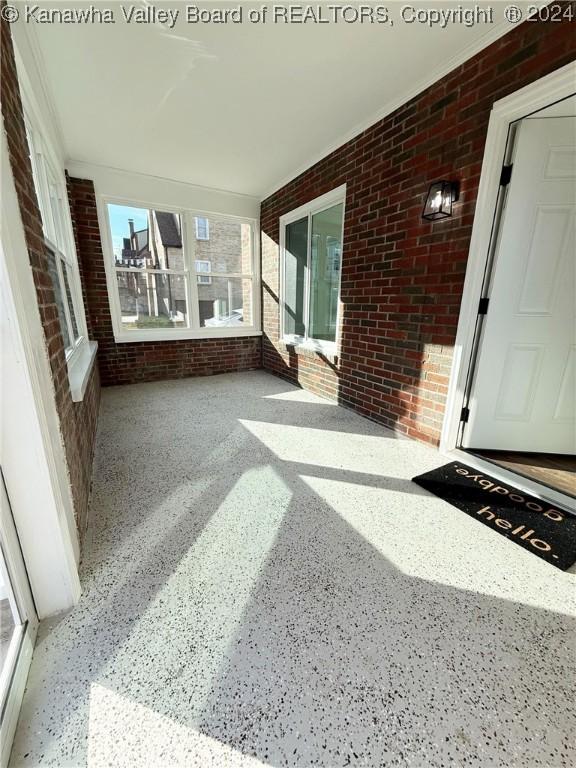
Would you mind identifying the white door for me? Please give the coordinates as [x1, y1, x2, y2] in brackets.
[463, 116, 575, 453]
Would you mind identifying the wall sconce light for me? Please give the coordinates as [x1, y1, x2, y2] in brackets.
[422, 180, 460, 221]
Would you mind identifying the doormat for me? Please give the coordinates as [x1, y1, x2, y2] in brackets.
[412, 462, 576, 571]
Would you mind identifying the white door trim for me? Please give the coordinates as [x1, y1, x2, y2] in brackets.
[0, 474, 38, 768]
[440, 62, 576, 512]
[441, 62, 576, 462]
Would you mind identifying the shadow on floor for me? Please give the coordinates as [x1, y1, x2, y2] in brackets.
[11, 372, 576, 768]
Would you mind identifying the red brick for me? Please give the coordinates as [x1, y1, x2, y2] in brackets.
[261, 9, 575, 447]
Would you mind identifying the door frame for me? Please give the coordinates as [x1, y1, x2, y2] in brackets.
[440, 61, 576, 507]
[0, 474, 38, 768]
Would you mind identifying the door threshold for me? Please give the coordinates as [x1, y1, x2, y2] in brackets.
[444, 448, 576, 517]
[469, 449, 575, 501]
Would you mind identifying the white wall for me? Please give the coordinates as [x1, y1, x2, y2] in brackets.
[67, 161, 260, 220]
[1, 132, 81, 618]
[11, 21, 67, 165]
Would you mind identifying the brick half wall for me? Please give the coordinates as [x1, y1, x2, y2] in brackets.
[261, 12, 575, 446]
[67, 177, 262, 386]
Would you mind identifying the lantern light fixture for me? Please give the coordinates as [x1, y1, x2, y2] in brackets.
[422, 180, 460, 221]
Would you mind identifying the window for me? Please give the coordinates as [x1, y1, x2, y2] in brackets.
[195, 260, 212, 285]
[108, 205, 187, 331]
[105, 204, 259, 340]
[281, 187, 345, 349]
[46, 247, 72, 350]
[195, 217, 209, 240]
[25, 117, 85, 357]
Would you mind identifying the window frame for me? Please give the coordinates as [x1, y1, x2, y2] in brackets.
[195, 260, 212, 285]
[195, 216, 210, 240]
[99, 195, 261, 342]
[279, 185, 346, 355]
[23, 110, 90, 373]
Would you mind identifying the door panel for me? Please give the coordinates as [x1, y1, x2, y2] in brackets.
[463, 116, 576, 453]
[517, 206, 571, 313]
[554, 346, 575, 422]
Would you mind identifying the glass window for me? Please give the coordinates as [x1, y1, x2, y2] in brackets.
[195, 217, 210, 240]
[62, 264, 80, 341]
[309, 204, 343, 343]
[46, 247, 72, 351]
[0, 533, 23, 704]
[195, 260, 212, 284]
[283, 217, 307, 337]
[192, 214, 252, 275]
[106, 205, 257, 338]
[47, 168, 67, 252]
[108, 204, 188, 331]
[25, 116, 85, 356]
[199, 278, 252, 328]
[192, 216, 253, 330]
[281, 193, 344, 346]
[116, 272, 188, 330]
[25, 119, 51, 242]
[0, 549, 19, 681]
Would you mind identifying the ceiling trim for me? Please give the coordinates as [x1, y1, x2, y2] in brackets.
[66, 159, 260, 203]
[259, 7, 549, 202]
[66, 159, 260, 220]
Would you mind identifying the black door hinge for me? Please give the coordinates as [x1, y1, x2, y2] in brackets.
[460, 406, 470, 423]
[500, 164, 513, 186]
[478, 297, 490, 315]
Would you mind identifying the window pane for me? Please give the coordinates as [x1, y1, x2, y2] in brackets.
[195, 260, 212, 284]
[0, 546, 23, 684]
[195, 217, 209, 240]
[46, 248, 71, 350]
[198, 277, 252, 328]
[308, 204, 342, 343]
[116, 272, 188, 330]
[192, 215, 252, 274]
[283, 216, 307, 337]
[25, 121, 49, 239]
[107, 204, 185, 272]
[62, 263, 80, 341]
[48, 174, 66, 252]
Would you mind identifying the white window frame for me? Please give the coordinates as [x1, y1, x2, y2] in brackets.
[279, 184, 346, 356]
[195, 260, 212, 284]
[195, 216, 210, 240]
[99, 195, 261, 342]
[20, 86, 95, 401]
[25, 121, 84, 353]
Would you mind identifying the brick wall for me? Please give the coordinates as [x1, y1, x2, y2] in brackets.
[67, 177, 262, 386]
[1, 13, 100, 539]
[261, 13, 576, 446]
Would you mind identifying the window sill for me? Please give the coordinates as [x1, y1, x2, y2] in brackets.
[282, 339, 339, 363]
[113, 328, 263, 344]
[67, 340, 98, 402]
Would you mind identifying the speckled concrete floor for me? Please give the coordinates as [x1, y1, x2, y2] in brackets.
[10, 372, 576, 767]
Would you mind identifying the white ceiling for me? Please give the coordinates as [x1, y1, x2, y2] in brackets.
[27, 1, 541, 199]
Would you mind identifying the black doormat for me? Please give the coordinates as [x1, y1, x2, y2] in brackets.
[412, 462, 576, 571]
